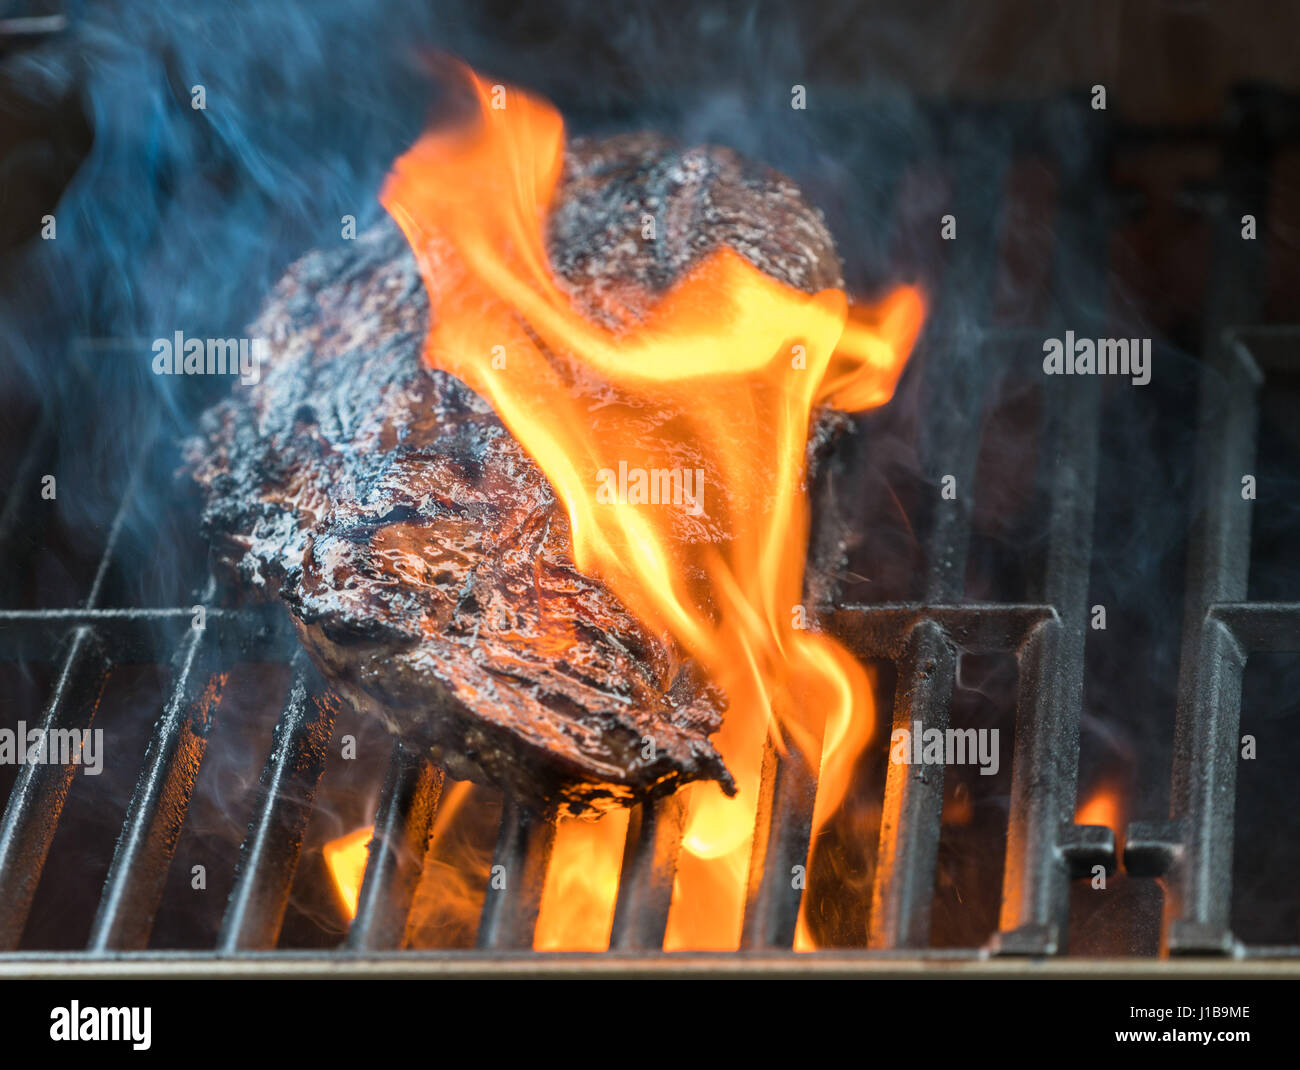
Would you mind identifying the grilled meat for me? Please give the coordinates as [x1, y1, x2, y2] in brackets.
[186, 133, 844, 815]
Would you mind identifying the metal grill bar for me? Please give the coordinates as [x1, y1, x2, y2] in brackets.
[475, 799, 554, 950]
[0, 464, 138, 949]
[833, 604, 1056, 658]
[867, 130, 1007, 950]
[0, 427, 49, 607]
[740, 741, 818, 949]
[0, 606, 287, 662]
[1211, 603, 1300, 650]
[217, 654, 337, 951]
[994, 373, 1107, 953]
[1163, 339, 1259, 955]
[869, 619, 957, 948]
[994, 103, 1113, 955]
[88, 600, 222, 950]
[1122, 87, 1282, 956]
[920, 133, 1008, 603]
[608, 794, 686, 951]
[346, 741, 444, 951]
[1123, 335, 1280, 953]
[0, 627, 109, 948]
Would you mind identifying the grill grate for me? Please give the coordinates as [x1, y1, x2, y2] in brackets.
[1121, 87, 1300, 957]
[1123, 331, 1300, 955]
[2, 88, 1300, 970]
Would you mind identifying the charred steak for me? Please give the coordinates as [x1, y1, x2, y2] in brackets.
[186, 133, 845, 816]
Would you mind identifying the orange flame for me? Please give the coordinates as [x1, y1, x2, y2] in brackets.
[323, 825, 372, 919]
[382, 67, 924, 950]
[1075, 783, 1125, 840]
[534, 810, 630, 950]
[326, 780, 481, 925]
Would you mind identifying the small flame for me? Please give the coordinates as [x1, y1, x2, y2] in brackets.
[325, 780, 480, 925]
[382, 66, 924, 949]
[405, 781, 497, 945]
[323, 825, 372, 919]
[1075, 783, 1125, 839]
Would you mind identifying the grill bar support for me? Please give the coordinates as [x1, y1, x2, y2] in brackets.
[860, 127, 1006, 951]
[0, 429, 50, 606]
[1126, 340, 1262, 954]
[869, 620, 957, 948]
[740, 739, 818, 949]
[475, 800, 555, 950]
[920, 128, 1007, 603]
[609, 794, 686, 951]
[993, 107, 1113, 953]
[995, 372, 1106, 954]
[346, 742, 445, 951]
[1123, 86, 1276, 954]
[0, 627, 109, 949]
[217, 655, 337, 951]
[88, 616, 222, 951]
[0, 606, 289, 663]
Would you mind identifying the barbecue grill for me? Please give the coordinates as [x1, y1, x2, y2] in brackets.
[4, 16, 1300, 978]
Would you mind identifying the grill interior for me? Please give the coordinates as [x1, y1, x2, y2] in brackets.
[3, 79, 1300, 974]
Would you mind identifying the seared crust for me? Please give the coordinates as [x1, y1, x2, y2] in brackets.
[186, 133, 842, 816]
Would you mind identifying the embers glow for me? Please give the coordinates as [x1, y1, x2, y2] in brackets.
[382, 66, 924, 950]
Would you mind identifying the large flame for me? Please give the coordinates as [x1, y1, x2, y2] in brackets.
[382, 68, 924, 950]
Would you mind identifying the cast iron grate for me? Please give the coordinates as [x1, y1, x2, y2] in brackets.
[1, 88, 1298, 969]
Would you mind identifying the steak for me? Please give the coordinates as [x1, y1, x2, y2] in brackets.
[185, 132, 845, 816]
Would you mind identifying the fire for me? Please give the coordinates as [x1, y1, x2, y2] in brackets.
[323, 825, 372, 918]
[1075, 783, 1125, 840]
[326, 780, 480, 925]
[534, 810, 630, 950]
[382, 67, 924, 949]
